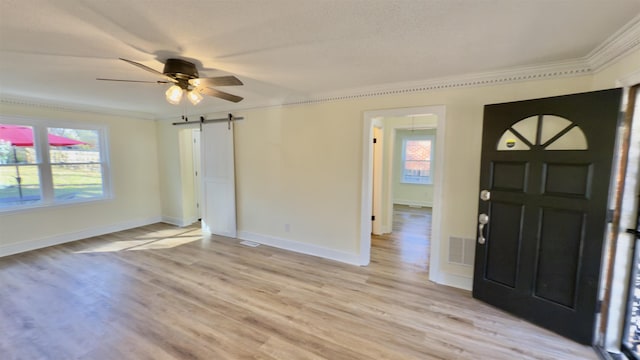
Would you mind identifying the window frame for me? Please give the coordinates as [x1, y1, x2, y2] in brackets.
[400, 134, 435, 185]
[0, 116, 111, 213]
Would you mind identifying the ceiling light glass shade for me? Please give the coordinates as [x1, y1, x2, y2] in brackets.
[165, 85, 184, 105]
[187, 90, 203, 105]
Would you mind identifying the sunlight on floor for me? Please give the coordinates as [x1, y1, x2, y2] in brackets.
[75, 232, 202, 253]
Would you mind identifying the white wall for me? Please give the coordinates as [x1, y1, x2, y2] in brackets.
[392, 129, 436, 207]
[0, 103, 162, 256]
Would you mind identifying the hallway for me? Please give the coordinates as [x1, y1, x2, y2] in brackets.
[371, 204, 431, 270]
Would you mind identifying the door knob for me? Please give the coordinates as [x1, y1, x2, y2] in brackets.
[478, 213, 489, 244]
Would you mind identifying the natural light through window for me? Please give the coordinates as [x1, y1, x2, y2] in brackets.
[401, 135, 434, 184]
[49, 128, 105, 201]
[0, 122, 109, 210]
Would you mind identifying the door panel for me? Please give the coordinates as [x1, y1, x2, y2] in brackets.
[485, 202, 524, 287]
[543, 163, 591, 196]
[535, 208, 584, 307]
[201, 121, 237, 238]
[473, 88, 623, 345]
[491, 162, 528, 191]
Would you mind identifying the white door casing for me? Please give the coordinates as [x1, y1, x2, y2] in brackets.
[372, 125, 384, 235]
[361, 105, 445, 275]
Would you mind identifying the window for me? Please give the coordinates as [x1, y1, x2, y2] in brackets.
[0, 121, 109, 210]
[401, 135, 434, 184]
[496, 115, 588, 151]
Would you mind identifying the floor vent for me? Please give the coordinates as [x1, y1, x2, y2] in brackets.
[240, 240, 260, 247]
[448, 237, 475, 266]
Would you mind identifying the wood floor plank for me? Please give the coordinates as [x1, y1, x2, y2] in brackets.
[0, 205, 597, 359]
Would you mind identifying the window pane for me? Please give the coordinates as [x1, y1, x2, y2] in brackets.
[405, 140, 431, 161]
[403, 139, 432, 184]
[405, 160, 431, 175]
[0, 165, 41, 206]
[48, 128, 99, 163]
[52, 164, 103, 200]
[0, 124, 37, 164]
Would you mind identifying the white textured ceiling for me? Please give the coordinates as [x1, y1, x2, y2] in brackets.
[1, 0, 639, 119]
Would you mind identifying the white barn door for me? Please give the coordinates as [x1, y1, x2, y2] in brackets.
[201, 121, 237, 238]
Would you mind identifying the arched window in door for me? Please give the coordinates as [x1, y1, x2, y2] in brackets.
[497, 115, 588, 151]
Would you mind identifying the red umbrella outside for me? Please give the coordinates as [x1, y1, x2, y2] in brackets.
[0, 125, 86, 147]
[0, 125, 86, 200]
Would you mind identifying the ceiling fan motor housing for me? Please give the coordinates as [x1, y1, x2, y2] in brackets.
[163, 59, 199, 80]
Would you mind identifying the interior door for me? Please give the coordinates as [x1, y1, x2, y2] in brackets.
[201, 121, 237, 238]
[473, 88, 623, 345]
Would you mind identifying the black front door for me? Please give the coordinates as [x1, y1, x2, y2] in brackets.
[473, 88, 623, 344]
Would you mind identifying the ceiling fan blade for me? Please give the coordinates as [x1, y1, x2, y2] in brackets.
[189, 76, 243, 87]
[119, 58, 176, 82]
[198, 87, 243, 103]
[96, 78, 171, 84]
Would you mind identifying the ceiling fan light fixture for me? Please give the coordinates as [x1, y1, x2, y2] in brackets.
[165, 85, 184, 105]
[187, 90, 203, 105]
[98, 58, 243, 104]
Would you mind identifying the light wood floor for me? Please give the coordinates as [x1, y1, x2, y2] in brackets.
[1, 206, 596, 359]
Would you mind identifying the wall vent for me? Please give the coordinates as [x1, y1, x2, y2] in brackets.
[448, 237, 475, 266]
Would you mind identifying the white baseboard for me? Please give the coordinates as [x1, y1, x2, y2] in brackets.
[430, 271, 473, 291]
[237, 231, 363, 266]
[161, 215, 198, 227]
[0, 216, 162, 258]
[393, 199, 433, 208]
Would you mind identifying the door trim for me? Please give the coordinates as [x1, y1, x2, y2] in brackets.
[360, 105, 446, 283]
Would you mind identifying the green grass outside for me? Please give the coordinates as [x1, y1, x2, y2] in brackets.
[0, 164, 103, 203]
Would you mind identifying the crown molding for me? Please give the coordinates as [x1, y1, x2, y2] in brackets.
[587, 14, 640, 71]
[285, 15, 640, 107]
[0, 96, 156, 120]
[285, 59, 593, 106]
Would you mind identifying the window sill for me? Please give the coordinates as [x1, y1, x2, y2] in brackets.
[400, 181, 433, 185]
[0, 196, 113, 216]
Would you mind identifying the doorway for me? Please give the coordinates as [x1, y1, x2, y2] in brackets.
[361, 105, 446, 280]
[371, 120, 437, 268]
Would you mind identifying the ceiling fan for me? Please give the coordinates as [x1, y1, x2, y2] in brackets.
[97, 58, 243, 104]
